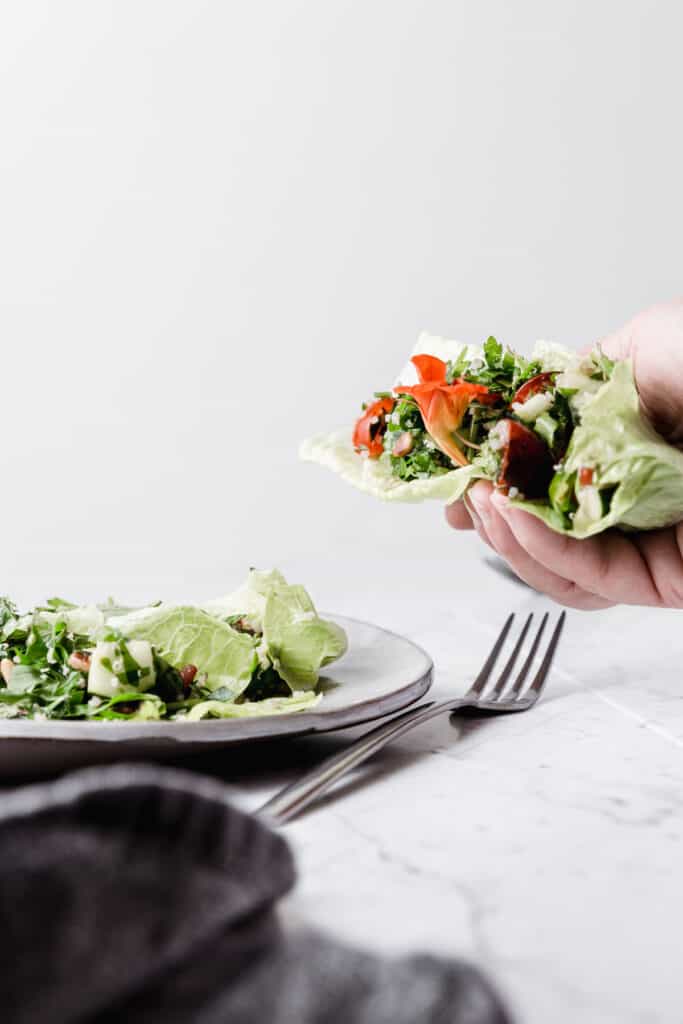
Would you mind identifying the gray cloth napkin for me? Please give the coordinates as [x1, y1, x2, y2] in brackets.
[0, 764, 511, 1024]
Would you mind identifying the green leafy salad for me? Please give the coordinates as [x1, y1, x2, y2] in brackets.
[0, 570, 347, 722]
[301, 332, 683, 538]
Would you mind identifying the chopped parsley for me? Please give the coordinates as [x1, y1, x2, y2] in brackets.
[383, 394, 453, 481]
[446, 335, 543, 402]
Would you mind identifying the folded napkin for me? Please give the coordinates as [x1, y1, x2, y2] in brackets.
[0, 764, 511, 1024]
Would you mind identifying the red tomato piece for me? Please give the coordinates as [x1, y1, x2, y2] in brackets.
[512, 372, 556, 405]
[496, 419, 554, 498]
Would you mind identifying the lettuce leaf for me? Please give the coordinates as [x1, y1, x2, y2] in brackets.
[201, 568, 287, 632]
[300, 429, 477, 503]
[186, 690, 320, 721]
[510, 359, 683, 538]
[261, 580, 348, 689]
[117, 606, 259, 698]
[117, 570, 347, 700]
[203, 569, 347, 690]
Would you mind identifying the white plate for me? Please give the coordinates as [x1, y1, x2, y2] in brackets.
[0, 615, 433, 778]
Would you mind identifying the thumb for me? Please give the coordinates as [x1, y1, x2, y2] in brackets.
[588, 303, 683, 446]
[578, 321, 634, 360]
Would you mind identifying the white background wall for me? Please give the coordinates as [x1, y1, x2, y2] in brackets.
[0, 1, 681, 608]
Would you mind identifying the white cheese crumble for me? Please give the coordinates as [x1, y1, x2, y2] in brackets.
[511, 391, 554, 423]
[87, 640, 155, 698]
[489, 432, 504, 451]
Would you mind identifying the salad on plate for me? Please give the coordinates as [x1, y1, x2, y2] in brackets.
[0, 570, 347, 722]
[301, 332, 683, 538]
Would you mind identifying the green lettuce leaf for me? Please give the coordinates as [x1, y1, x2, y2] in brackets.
[114, 570, 347, 698]
[201, 568, 287, 631]
[510, 359, 683, 538]
[186, 690, 320, 721]
[300, 429, 478, 503]
[261, 581, 348, 690]
[203, 569, 347, 690]
[117, 606, 258, 698]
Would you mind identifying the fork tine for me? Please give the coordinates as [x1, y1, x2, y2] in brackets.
[508, 612, 548, 696]
[467, 613, 515, 696]
[489, 613, 533, 699]
[524, 611, 566, 701]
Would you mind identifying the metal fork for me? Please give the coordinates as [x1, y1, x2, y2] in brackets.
[258, 611, 566, 826]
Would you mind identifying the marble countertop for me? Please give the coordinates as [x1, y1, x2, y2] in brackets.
[226, 543, 683, 1024]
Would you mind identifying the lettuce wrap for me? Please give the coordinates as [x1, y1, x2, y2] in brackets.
[301, 333, 683, 539]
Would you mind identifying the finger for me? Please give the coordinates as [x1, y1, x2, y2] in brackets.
[469, 485, 613, 610]
[444, 498, 475, 531]
[461, 488, 497, 550]
[591, 322, 634, 360]
[491, 491, 660, 606]
[453, 483, 496, 550]
[576, 314, 635, 359]
[632, 527, 683, 609]
[467, 482, 495, 542]
[596, 300, 683, 362]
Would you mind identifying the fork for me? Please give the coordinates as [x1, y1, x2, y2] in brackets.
[258, 610, 566, 826]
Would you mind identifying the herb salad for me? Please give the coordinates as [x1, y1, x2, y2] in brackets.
[302, 331, 683, 539]
[0, 571, 347, 722]
[352, 336, 612, 522]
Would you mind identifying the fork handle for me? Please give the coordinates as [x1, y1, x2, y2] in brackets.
[257, 696, 468, 826]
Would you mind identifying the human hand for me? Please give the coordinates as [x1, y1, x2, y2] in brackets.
[446, 301, 683, 610]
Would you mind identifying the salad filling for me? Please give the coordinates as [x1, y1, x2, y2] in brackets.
[352, 336, 612, 526]
[0, 570, 347, 722]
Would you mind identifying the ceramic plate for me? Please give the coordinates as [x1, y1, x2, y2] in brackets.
[0, 615, 433, 778]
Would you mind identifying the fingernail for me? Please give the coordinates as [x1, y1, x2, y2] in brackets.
[469, 489, 491, 526]
[491, 490, 510, 516]
[462, 494, 480, 528]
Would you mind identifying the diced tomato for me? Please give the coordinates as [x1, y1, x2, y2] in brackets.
[353, 396, 396, 459]
[579, 466, 594, 487]
[495, 419, 554, 498]
[512, 372, 556, 405]
[179, 664, 198, 691]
